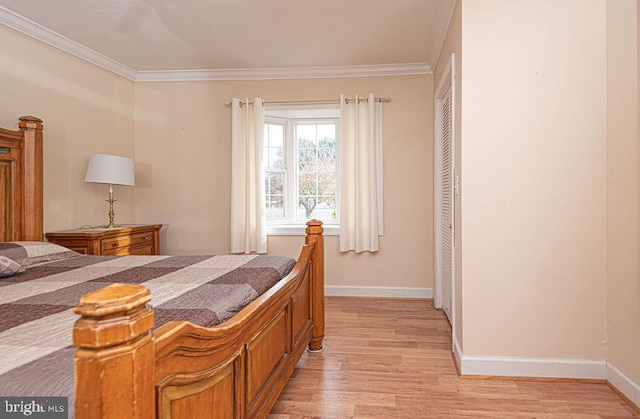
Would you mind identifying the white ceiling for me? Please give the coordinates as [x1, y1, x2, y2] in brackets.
[0, 0, 456, 81]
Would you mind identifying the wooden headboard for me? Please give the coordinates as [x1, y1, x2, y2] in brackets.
[0, 116, 43, 241]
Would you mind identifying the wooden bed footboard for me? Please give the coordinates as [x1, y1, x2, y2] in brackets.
[73, 220, 324, 419]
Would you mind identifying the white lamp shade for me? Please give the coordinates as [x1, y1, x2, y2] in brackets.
[84, 154, 135, 186]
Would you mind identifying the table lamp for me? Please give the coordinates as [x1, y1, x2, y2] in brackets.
[84, 153, 135, 229]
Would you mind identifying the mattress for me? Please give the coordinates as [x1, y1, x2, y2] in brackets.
[0, 241, 296, 417]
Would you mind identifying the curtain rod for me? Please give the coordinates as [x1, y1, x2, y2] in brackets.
[224, 96, 391, 107]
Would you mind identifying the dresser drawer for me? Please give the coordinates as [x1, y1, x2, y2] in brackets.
[101, 231, 155, 253]
[46, 224, 162, 256]
[102, 242, 155, 256]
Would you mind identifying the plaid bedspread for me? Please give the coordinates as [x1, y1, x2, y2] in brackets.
[0, 250, 296, 416]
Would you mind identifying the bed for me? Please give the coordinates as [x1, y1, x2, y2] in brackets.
[0, 116, 325, 418]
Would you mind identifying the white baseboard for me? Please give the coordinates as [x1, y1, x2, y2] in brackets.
[325, 285, 433, 299]
[453, 335, 463, 372]
[452, 345, 639, 409]
[461, 355, 606, 379]
[607, 361, 640, 408]
[455, 347, 606, 379]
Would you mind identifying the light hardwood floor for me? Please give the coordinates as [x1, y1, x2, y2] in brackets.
[269, 297, 639, 418]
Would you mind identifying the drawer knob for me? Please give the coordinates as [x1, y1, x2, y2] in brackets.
[144, 236, 149, 240]
[113, 242, 119, 247]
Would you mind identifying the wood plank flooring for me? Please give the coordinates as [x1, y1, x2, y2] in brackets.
[269, 297, 639, 418]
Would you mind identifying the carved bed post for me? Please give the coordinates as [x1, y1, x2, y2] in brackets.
[73, 284, 155, 419]
[18, 116, 43, 241]
[305, 220, 325, 351]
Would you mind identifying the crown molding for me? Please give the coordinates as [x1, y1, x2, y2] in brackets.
[0, 4, 432, 82]
[0, 5, 137, 81]
[135, 63, 432, 82]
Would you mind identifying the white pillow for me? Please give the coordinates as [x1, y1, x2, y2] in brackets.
[0, 241, 79, 266]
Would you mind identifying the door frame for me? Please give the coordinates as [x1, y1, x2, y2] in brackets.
[434, 53, 456, 341]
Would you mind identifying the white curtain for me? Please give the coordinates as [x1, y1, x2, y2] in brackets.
[230, 98, 267, 254]
[339, 93, 384, 253]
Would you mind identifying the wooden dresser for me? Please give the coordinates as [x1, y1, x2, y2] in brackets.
[45, 224, 162, 256]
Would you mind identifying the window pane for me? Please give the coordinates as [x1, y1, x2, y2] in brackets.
[318, 196, 337, 220]
[265, 172, 285, 220]
[298, 147, 317, 172]
[266, 196, 285, 220]
[268, 148, 283, 169]
[265, 122, 285, 170]
[295, 122, 337, 222]
[317, 144, 336, 172]
[298, 173, 317, 195]
[317, 124, 335, 145]
[298, 196, 337, 221]
[318, 173, 336, 195]
[297, 124, 317, 146]
[268, 124, 284, 147]
[267, 173, 284, 195]
[297, 196, 316, 220]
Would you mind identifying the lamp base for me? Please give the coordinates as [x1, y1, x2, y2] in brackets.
[103, 191, 123, 229]
[101, 222, 123, 229]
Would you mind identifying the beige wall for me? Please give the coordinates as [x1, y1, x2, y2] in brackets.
[0, 25, 136, 234]
[606, 0, 640, 384]
[460, 0, 607, 359]
[134, 76, 434, 289]
[433, 0, 463, 349]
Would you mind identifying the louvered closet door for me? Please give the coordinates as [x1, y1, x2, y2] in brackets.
[440, 84, 453, 324]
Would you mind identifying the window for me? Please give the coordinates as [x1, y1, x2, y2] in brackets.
[264, 105, 340, 234]
[265, 121, 286, 221]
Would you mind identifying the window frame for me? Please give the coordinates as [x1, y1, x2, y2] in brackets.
[264, 111, 340, 236]
[264, 117, 290, 226]
[292, 117, 340, 225]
